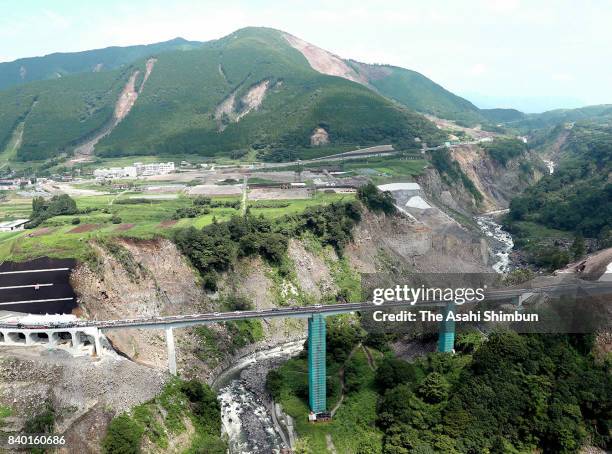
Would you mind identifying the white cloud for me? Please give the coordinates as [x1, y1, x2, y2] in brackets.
[42, 10, 71, 30]
[552, 73, 574, 82]
[468, 63, 488, 76]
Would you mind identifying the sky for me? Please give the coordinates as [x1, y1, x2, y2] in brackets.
[2, 0, 611, 112]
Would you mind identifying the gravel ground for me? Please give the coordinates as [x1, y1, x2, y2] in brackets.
[0, 345, 167, 440]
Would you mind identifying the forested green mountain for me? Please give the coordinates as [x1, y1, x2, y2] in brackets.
[348, 61, 486, 125]
[0, 27, 445, 162]
[480, 107, 526, 123]
[98, 28, 444, 159]
[507, 122, 611, 243]
[493, 104, 612, 131]
[8, 26, 612, 165]
[0, 68, 134, 161]
[0, 38, 202, 91]
[12, 27, 610, 164]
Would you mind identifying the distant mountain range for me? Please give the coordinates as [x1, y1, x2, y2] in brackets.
[0, 38, 202, 90]
[0, 27, 609, 163]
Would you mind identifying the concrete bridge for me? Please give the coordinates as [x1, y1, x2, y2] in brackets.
[0, 325, 102, 356]
[0, 280, 608, 416]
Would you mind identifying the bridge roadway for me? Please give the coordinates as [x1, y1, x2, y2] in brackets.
[2, 281, 608, 331]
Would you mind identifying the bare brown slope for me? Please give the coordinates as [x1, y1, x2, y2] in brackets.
[70, 58, 157, 163]
[283, 32, 368, 85]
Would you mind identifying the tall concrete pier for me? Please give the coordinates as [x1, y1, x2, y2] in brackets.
[307, 314, 326, 413]
[438, 302, 455, 353]
[165, 326, 177, 375]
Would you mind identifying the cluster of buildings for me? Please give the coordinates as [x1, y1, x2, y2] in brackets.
[0, 178, 32, 191]
[93, 162, 175, 180]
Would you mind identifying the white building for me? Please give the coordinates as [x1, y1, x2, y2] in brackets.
[0, 219, 29, 232]
[93, 162, 174, 179]
[94, 166, 137, 179]
[134, 162, 175, 176]
[378, 182, 422, 196]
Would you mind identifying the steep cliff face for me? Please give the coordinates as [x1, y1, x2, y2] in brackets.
[72, 238, 207, 370]
[347, 207, 489, 274]
[70, 236, 343, 376]
[417, 167, 476, 215]
[452, 144, 542, 210]
[417, 144, 543, 215]
[69, 206, 492, 376]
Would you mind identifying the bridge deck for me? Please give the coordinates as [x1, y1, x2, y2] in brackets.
[0, 281, 608, 331]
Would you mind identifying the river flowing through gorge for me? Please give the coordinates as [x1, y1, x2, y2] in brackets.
[475, 210, 514, 274]
[214, 340, 305, 453]
[215, 211, 516, 453]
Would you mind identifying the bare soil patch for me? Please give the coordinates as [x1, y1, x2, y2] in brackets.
[283, 32, 367, 85]
[310, 126, 329, 146]
[114, 223, 135, 231]
[68, 224, 99, 234]
[248, 188, 310, 200]
[158, 220, 177, 228]
[28, 227, 56, 237]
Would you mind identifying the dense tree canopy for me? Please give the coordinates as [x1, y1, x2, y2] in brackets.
[376, 333, 611, 453]
[357, 182, 397, 215]
[483, 137, 527, 166]
[508, 123, 612, 239]
[28, 194, 78, 228]
[174, 201, 362, 289]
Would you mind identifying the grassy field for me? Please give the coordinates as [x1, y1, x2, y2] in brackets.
[262, 155, 429, 183]
[276, 347, 383, 453]
[0, 191, 352, 262]
[0, 197, 32, 220]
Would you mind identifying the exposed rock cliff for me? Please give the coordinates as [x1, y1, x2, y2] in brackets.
[417, 143, 543, 215]
[0, 207, 499, 450]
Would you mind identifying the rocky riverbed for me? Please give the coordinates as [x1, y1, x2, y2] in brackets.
[475, 210, 514, 274]
[213, 340, 304, 454]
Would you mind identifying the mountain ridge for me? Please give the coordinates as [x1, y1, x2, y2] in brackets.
[0, 27, 484, 125]
[6, 27, 609, 164]
[0, 27, 446, 162]
[0, 37, 202, 91]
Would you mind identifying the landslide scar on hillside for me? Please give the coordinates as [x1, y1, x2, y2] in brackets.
[71, 58, 157, 163]
[214, 79, 271, 131]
